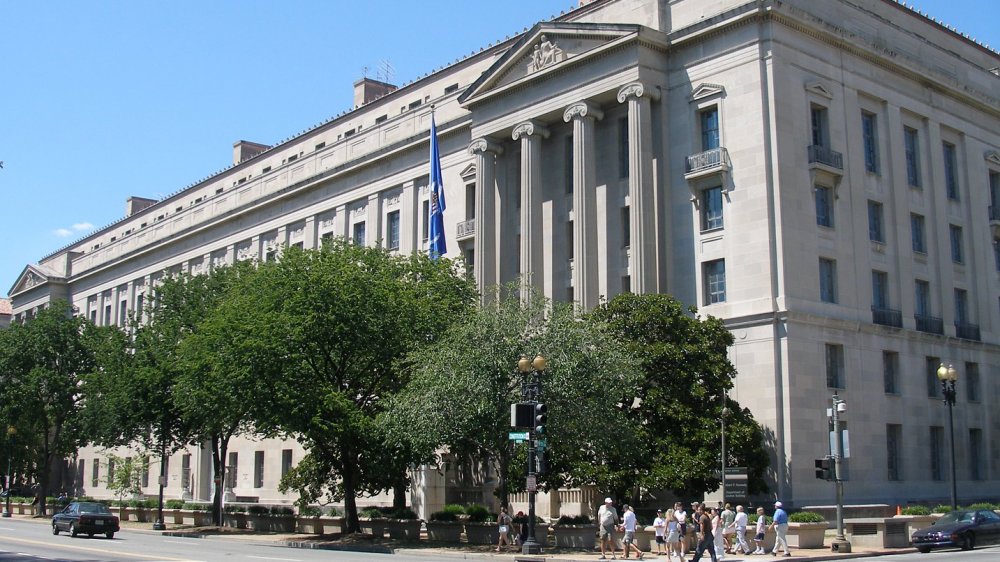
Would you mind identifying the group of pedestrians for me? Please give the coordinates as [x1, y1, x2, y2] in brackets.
[597, 498, 792, 561]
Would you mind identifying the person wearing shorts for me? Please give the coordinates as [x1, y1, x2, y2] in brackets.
[598, 497, 620, 560]
[620, 504, 644, 559]
[666, 508, 681, 560]
[753, 507, 767, 554]
[653, 509, 668, 556]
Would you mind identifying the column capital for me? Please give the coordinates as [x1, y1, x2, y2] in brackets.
[563, 101, 604, 123]
[512, 120, 550, 141]
[468, 137, 504, 156]
[617, 81, 661, 103]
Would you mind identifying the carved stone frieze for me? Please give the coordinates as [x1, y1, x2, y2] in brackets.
[527, 34, 565, 73]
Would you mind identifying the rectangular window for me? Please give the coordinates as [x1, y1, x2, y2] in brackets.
[926, 356, 941, 398]
[567, 221, 574, 260]
[862, 111, 879, 173]
[136, 294, 144, 320]
[227, 452, 238, 490]
[108, 458, 116, 483]
[915, 280, 931, 317]
[991, 171, 1000, 209]
[954, 288, 969, 325]
[254, 451, 264, 489]
[943, 142, 959, 200]
[265, 249, 277, 262]
[872, 270, 889, 309]
[815, 186, 834, 227]
[949, 225, 963, 263]
[701, 186, 723, 231]
[886, 424, 902, 481]
[118, 301, 127, 327]
[703, 259, 726, 305]
[810, 105, 829, 148]
[622, 207, 630, 248]
[564, 135, 574, 194]
[700, 107, 720, 151]
[92, 459, 100, 487]
[353, 221, 366, 247]
[970, 428, 983, 480]
[910, 213, 926, 253]
[181, 454, 191, 491]
[825, 343, 844, 389]
[904, 126, 921, 187]
[883, 351, 899, 394]
[930, 426, 944, 481]
[965, 361, 980, 402]
[281, 449, 293, 479]
[465, 183, 476, 219]
[421, 200, 429, 242]
[141, 459, 149, 488]
[104, 304, 112, 326]
[868, 200, 884, 242]
[819, 258, 837, 303]
[386, 211, 400, 251]
[618, 117, 629, 179]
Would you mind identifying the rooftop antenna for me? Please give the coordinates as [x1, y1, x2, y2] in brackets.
[377, 59, 395, 84]
[361, 65, 370, 78]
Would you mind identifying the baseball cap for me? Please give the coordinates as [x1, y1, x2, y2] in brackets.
[657, 508, 664, 513]
[774, 501, 783, 507]
[605, 497, 613, 504]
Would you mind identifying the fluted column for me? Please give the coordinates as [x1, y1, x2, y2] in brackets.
[563, 101, 604, 310]
[512, 120, 550, 300]
[618, 82, 660, 294]
[469, 137, 504, 302]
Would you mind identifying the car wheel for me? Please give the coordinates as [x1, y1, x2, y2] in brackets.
[105, 532, 114, 539]
[69, 523, 78, 537]
[960, 532, 975, 551]
[917, 547, 930, 553]
[51, 522, 59, 535]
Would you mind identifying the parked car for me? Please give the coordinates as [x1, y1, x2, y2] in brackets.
[51, 501, 120, 539]
[910, 509, 1000, 553]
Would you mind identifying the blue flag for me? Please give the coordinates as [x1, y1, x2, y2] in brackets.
[428, 113, 447, 259]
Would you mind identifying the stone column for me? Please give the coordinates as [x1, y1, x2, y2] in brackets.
[367, 194, 381, 248]
[563, 101, 604, 310]
[304, 216, 317, 250]
[512, 120, 550, 300]
[468, 137, 504, 301]
[617, 82, 660, 294]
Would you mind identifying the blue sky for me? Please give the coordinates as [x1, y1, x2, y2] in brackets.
[1, 0, 997, 296]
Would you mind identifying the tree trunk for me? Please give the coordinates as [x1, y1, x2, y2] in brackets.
[392, 477, 407, 509]
[211, 437, 228, 527]
[342, 445, 359, 533]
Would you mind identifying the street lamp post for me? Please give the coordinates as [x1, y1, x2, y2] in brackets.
[936, 363, 959, 511]
[720, 394, 729, 504]
[517, 354, 546, 555]
[829, 395, 850, 553]
[2, 426, 15, 518]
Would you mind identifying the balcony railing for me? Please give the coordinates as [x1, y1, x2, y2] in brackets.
[915, 314, 944, 335]
[807, 144, 844, 169]
[456, 219, 475, 240]
[955, 322, 981, 341]
[871, 306, 902, 328]
[685, 147, 731, 174]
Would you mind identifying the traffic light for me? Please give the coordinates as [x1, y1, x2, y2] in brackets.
[815, 457, 834, 481]
[534, 403, 547, 434]
[511, 403, 534, 428]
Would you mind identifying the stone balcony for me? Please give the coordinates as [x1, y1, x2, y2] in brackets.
[871, 306, 902, 328]
[684, 147, 731, 181]
[915, 314, 944, 335]
[955, 321, 981, 341]
[456, 219, 475, 240]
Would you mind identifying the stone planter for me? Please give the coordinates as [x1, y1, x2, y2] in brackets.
[225, 512, 248, 529]
[426, 520, 463, 541]
[385, 518, 422, 540]
[247, 515, 295, 532]
[894, 514, 939, 538]
[552, 524, 597, 549]
[181, 509, 213, 526]
[788, 522, 828, 548]
[464, 521, 498, 545]
[359, 517, 387, 538]
[296, 515, 343, 535]
[632, 526, 655, 551]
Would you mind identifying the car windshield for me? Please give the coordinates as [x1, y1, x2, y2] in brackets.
[78, 502, 112, 515]
[936, 511, 974, 525]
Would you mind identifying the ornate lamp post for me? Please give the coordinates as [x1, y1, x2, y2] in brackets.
[517, 354, 546, 555]
[936, 363, 959, 511]
[2, 426, 15, 518]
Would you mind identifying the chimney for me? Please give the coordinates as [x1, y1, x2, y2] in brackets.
[232, 140, 270, 165]
[353, 77, 397, 108]
[125, 196, 157, 217]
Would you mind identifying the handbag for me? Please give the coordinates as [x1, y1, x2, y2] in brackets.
[499, 525, 509, 534]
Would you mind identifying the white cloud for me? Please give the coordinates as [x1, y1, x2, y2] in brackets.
[72, 222, 94, 231]
[53, 228, 73, 237]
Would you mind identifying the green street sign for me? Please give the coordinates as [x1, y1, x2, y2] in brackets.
[508, 431, 529, 440]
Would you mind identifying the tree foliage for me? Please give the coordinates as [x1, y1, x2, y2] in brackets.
[588, 293, 769, 500]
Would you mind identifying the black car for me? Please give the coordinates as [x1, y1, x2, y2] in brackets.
[910, 509, 1000, 553]
[51, 501, 120, 539]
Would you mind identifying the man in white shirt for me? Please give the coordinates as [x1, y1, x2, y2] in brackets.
[731, 505, 751, 554]
[653, 508, 668, 556]
[673, 502, 688, 556]
[598, 497, 620, 560]
[620, 504, 645, 559]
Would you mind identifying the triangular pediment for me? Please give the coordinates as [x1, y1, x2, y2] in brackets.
[460, 162, 477, 179]
[8, 264, 63, 297]
[459, 22, 655, 105]
[985, 150, 1000, 166]
[690, 83, 726, 101]
[805, 80, 834, 99]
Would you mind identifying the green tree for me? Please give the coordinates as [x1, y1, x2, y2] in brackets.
[387, 285, 641, 508]
[217, 241, 476, 532]
[588, 293, 769, 501]
[0, 302, 109, 514]
[104, 454, 148, 514]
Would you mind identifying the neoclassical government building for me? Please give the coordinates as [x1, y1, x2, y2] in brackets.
[10, 0, 1000, 513]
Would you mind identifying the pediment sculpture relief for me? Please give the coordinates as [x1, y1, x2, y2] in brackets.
[527, 35, 565, 73]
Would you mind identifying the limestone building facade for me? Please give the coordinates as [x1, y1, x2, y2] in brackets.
[9, 0, 1000, 512]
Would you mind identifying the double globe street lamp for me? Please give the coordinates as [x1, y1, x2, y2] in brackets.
[936, 363, 959, 512]
[515, 354, 547, 555]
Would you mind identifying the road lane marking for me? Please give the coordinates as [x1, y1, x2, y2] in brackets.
[0, 535, 194, 560]
[246, 556, 301, 561]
